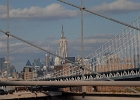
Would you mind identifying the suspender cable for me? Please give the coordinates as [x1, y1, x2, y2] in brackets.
[6, 0, 10, 79]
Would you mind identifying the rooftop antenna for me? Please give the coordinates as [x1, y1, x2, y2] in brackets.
[61, 24, 64, 38]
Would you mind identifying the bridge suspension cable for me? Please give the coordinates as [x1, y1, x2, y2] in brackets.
[0, 0, 139, 93]
[86, 15, 140, 59]
[57, 0, 140, 93]
[0, 5, 138, 94]
[58, 0, 140, 31]
[0, 29, 121, 83]
[0, 29, 83, 68]
[2, 33, 137, 93]
[6, 0, 10, 79]
[0, 19, 139, 93]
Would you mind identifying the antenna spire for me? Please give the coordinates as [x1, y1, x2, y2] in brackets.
[61, 24, 64, 38]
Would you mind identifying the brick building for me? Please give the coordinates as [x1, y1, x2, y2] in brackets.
[54, 64, 71, 92]
[54, 64, 93, 92]
[95, 56, 136, 93]
[23, 67, 33, 80]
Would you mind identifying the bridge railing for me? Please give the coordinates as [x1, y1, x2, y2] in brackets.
[43, 16, 140, 81]
[86, 16, 140, 73]
[47, 17, 140, 80]
[51, 65, 82, 78]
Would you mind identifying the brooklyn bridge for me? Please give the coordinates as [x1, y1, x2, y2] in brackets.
[0, 0, 140, 100]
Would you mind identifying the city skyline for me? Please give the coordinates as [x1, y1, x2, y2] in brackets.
[0, 0, 140, 71]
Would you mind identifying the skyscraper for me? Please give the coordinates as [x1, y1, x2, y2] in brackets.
[33, 58, 40, 66]
[58, 25, 68, 58]
[54, 25, 68, 65]
[0, 57, 5, 72]
[45, 54, 50, 71]
[26, 60, 32, 66]
[54, 51, 60, 66]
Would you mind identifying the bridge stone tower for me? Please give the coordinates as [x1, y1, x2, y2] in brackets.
[55, 25, 68, 65]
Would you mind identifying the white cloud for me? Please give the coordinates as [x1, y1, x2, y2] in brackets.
[10, 42, 26, 47]
[0, 35, 7, 41]
[84, 38, 108, 44]
[68, 34, 111, 45]
[68, 34, 113, 56]
[0, 42, 4, 48]
[0, 35, 15, 41]
[0, 33, 112, 55]
[0, 3, 79, 20]
[9, 42, 41, 54]
[90, 0, 140, 14]
[0, 5, 7, 14]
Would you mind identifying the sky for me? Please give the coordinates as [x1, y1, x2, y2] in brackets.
[0, 0, 140, 71]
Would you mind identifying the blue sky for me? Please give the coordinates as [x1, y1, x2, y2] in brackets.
[0, 0, 140, 71]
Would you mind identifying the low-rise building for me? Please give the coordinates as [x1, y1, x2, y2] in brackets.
[23, 67, 33, 80]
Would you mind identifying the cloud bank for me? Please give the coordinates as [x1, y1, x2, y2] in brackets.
[0, 0, 140, 21]
[0, 3, 79, 20]
[90, 0, 140, 14]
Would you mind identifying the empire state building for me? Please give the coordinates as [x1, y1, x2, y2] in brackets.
[58, 25, 68, 58]
[54, 25, 68, 65]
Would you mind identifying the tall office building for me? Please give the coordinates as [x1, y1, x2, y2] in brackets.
[54, 51, 60, 66]
[45, 54, 50, 71]
[58, 25, 68, 58]
[55, 25, 68, 65]
[0, 57, 5, 72]
[9, 65, 16, 77]
[33, 58, 41, 66]
[26, 60, 32, 66]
